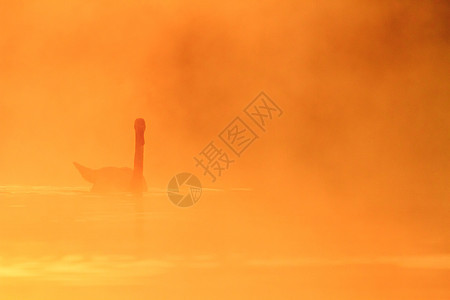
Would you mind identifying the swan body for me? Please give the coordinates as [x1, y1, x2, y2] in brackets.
[74, 118, 147, 194]
[73, 162, 147, 193]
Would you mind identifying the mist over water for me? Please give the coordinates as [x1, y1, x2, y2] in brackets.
[0, 0, 449, 299]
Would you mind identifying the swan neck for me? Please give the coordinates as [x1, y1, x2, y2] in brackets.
[131, 118, 146, 195]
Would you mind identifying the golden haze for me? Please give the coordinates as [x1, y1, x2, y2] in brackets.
[0, 0, 449, 299]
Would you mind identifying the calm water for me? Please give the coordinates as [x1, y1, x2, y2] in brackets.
[0, 186, 448, 299]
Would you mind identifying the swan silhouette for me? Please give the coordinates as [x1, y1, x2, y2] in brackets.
[74, 118, 147, 194]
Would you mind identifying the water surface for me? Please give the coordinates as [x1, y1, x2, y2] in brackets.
[0, 186, 448, 299]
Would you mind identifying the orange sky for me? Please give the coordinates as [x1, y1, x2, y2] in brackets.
[0, 2, 449, 298]
[0, 0, 449, 245]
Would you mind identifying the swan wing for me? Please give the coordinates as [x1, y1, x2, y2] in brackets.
[73, 162, 96, 184]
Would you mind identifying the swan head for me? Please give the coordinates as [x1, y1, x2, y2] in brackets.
[134, 118, 146, 131]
